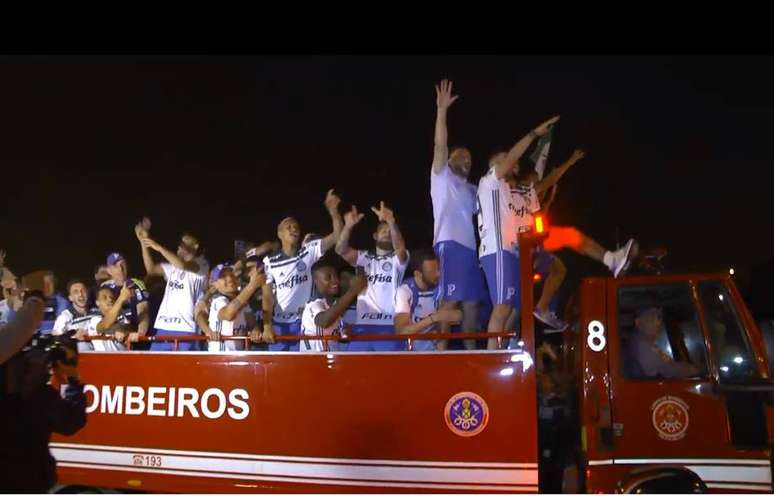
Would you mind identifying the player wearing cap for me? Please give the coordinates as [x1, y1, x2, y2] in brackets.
[100, 252, 150, 339]
[394, 250, 462, 351]
[262, 189, 343, 351]
[335, 201, 410, 352]
[300, 259, 367, 352]
[134, 218, 208, 351]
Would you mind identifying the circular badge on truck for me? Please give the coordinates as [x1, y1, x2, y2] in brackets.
[444, 392, 490, 437]
[651, 396, 689, 441]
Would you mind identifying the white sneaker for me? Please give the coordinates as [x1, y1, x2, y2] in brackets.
[611, 238, 636, 278]
[533, 308, 569, 332]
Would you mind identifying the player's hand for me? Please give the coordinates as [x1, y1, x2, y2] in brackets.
[434, 309, 463, 324]
[118, 284, 133, 303]
[140, 237, 161, 252]
[114, 330, 128, 342]
[73, 328, 88, 341]
[261, 325, 276, 344]
[248, 329, 262, 343]
[127, 332, 141, 343]
[324, 188, 341, 212]
[569, 149, 585, 164]
[435, 79, 459, 110]
[534, 116, 560, 137]
[344, 206, 365, 228]
[248, 266, 266, 287]
[370, 201, 395, 225]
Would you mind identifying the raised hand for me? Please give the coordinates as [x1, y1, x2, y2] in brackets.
[324, 188, 341, 212]
[140, 238, 160, 252]
[569, 149, 585, 164]
[344, 206, 365, 228]
[534, 116, 560, 137]
[370, 201, 395, 224]
[435, 79, 459, 110]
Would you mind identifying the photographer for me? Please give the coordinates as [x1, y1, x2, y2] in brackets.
[0, 295, 88, 492]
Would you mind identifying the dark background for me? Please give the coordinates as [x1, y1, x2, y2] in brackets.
[1, 56, 772, 315]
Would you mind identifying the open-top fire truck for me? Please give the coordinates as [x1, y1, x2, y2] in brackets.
[50, 217, 774, 493]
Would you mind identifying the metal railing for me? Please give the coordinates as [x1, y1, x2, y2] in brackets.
[82, 331, 519, 351]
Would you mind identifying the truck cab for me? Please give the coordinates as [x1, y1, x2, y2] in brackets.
[564, 272, 774, 493]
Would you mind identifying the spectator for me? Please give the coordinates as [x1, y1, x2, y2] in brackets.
[20, 270, 69, 332]
[135, 218, 207, 351]
[0, 278, 22, 327]
[394, 250, 462, 351]
[262, 190, 343, 351]
[335, 202, 409, 352]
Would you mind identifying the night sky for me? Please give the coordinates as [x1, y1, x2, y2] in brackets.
[1, 56, 772, 309]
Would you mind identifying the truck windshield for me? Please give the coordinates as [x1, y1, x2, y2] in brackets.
[697, 280, 760, 381]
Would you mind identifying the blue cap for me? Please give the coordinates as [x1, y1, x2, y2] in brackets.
[210, 263, 232, 281]
[106, 252, 124, 266]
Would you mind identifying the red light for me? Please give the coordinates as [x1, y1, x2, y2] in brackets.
[535, 214, 546, 233]
[533, 273, 542, 282]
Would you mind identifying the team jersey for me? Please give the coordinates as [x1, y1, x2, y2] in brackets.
[208, 294, 251, 351]
[431, 163, 478, 250]
[86, 315, 128, 352]
[511, 182, 541, 231]
[354, 250, 409, 326]
[300, 298, 343, 352]
[100, 278, 149, 327]
[52, 306, 94, 335]
[0, 300, 14, 327]
[263, 239, 323, 323]
[477, 168, 528, 257]
[394, 280, 439, 330]
[153, 263, 207, 333]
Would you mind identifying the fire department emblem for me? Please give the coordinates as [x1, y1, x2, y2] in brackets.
[444, 392, 489, 437]
[651, 396, 689, 441]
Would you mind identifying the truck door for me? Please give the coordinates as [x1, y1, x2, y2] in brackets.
[605, 279, 772, 492]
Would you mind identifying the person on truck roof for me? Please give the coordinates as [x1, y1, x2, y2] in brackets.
[335, 201, 410, 352]
[207, 263, 266, 352]
[300, 259, 367, 352]
[627, 306, 701, 378]
[394, 249, 462, 351]
[429, 80, 487, 351]
[134, 217, 208, 351]
[261, 189, 343, 352]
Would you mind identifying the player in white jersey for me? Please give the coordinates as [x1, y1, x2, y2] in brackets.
[480, 119, 636, 348]
[207, 264, 265, 352]
[300, 259, 367, 352]
[262, 189, 343, 351]
[336, 201, 410, 352]
[510, 147, 637, 331]
[87, 285, 133, 352]
[135, 218, 208, 351]
[429, 80, 487, 351]
[394, 250, 462, 352]
[52, 280, 95, 351]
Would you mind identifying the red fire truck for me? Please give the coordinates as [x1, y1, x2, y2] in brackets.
[50, 219, 774, 493]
